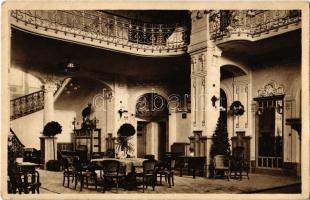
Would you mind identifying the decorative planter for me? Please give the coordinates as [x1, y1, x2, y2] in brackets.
[40, 136, 57, 169]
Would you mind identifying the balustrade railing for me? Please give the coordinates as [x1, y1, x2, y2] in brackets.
[10, 78, 67, 120]
[10, 90, 44, 120]
[209, 10, 301, 41]
[8, 128, 25, 158]
[11, 10, 188, 54]
[258, 156, 283, 169]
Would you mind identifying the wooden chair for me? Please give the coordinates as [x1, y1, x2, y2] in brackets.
[156, 159, 175, 187]
[213, 155, 230, 181]
[230, 147, 250, 180]
[73, 157, 98, 191]
[8, 169, 41, 194]
[8, 170, 27, 194]
[136, 160, 157, 193]
[62, 157, 75, 187]
[101, 160, 125, 192]
[24, 170, 41, 193]
[188, 157, 206, 178]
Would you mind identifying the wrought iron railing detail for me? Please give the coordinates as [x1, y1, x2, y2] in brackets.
[8, 128, 25, 158]
[10, 10, 188, 55]
[209, 10, 301, 41]
[10, 78, 67, 120]
[10, 90, 44, 120]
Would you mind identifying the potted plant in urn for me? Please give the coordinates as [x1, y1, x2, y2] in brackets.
[43, 121, 62, 171]
[116, 123, 136, 158]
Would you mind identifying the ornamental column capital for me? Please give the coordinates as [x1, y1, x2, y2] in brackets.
[42, 83, 58, 93]
[40, 74, 64, 93]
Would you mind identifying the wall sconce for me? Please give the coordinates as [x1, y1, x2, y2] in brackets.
[256, 107, 263, 116]
[118, 109, 128, 118]
[211, 96, 219, 107]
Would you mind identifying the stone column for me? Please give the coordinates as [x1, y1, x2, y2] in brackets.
[43, 82, 57, 125]
[41, 82, 57, 168]
[188, 10, 222, 177]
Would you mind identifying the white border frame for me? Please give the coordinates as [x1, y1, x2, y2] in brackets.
[1, 1, 309, 200]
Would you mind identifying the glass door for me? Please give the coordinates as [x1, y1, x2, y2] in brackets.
[255, 96, 284, 169]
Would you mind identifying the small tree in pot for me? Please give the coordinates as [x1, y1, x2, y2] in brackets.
[43, 121, 62, 171]
[116, 123, 135, 158]
[210, 116, 231, 177]
[210, 116, 231, 157]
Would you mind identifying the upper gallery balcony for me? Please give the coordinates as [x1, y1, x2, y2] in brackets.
[10, 10, 189, 57]
[209, 10, 301, 44]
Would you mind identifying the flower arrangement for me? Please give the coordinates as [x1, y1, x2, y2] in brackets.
[229, 101, 245, 116]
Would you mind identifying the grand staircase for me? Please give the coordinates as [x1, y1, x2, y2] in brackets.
[10, 90, 44, 120]
[10, 78, 69, 121]
[9, 78, 70, 155]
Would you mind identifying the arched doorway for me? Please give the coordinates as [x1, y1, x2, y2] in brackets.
[135, 93, 168, 160]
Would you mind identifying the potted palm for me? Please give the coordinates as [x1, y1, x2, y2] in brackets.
[43, 121, 62, 171]
[116, 123, 135, 158]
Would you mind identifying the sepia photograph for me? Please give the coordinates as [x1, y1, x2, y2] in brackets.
[1, 1, 309, 200]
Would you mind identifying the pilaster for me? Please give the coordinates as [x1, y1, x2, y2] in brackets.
[189, 10, 222, 137]
[189, 10, 222, 177]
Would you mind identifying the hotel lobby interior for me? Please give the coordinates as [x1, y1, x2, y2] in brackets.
[6, 9, 303, 194]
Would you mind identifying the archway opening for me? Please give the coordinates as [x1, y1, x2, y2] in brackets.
[135, 93, 168, 160]
[220, 64, 247, 80]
